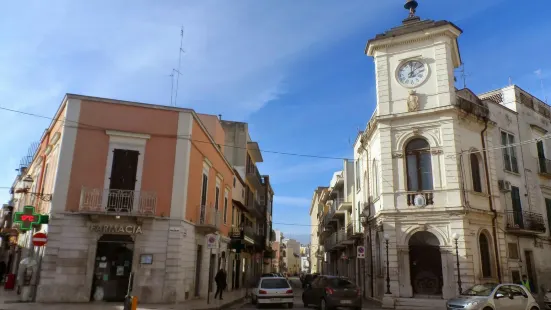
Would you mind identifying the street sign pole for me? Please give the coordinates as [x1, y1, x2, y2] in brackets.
[207, 248, 212, 304]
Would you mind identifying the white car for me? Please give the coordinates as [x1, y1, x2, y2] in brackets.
[446, 283, 540, 310]
[251, 277, 294, 308]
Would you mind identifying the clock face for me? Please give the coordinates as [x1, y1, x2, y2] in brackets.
[397, 60, 428, 88]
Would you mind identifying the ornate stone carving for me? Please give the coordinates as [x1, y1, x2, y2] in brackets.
[419, 224, 429, 231]
[407, 90, 420, 112]
[392, 152, 404, 158]
[431, 149, 443, 155]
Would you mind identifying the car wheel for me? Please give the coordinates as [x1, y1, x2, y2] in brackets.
[530, 307, 539, 310]
[320, 299, 327, 310]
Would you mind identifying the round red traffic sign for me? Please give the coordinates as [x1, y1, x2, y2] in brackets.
[32, 232, 48, 247]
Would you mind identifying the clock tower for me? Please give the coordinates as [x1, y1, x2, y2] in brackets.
[365, 0, 462, 116]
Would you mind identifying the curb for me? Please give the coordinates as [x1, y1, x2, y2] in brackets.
[190, 295, 246, 310]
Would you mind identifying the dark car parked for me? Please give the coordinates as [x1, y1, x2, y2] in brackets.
[302, 276, 361, 310]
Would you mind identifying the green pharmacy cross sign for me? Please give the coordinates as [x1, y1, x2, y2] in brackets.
[14, 206, 45, 231]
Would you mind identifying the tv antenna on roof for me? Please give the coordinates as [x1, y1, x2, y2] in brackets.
[535, 69, 548, 103]
[459, 64, 469, 89]
[170, 26, 186, 106]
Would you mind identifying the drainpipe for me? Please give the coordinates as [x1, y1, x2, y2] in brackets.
[360, 141, 374, 298]
[34, 132, 50, 209]
[481, 120, 503, 282]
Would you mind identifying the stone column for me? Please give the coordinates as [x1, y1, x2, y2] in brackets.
[397, 247, 412, 297]
[440, 248, 455, 299]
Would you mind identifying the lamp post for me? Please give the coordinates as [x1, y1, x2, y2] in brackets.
[18, 175, 52, 202]
[383, 233, 391, 294]
[453, 233, 462, 294]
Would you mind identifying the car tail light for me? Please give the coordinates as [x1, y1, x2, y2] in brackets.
[259, 290, 267, 294]
[325, 287, 334, 295]
[286, 289, 293, 294]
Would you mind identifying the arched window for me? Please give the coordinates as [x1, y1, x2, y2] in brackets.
[479, 232, 492, 278]
[470, 153, 483, 192]
[406, 138, 433, 191]
[372, 159, 379, 197]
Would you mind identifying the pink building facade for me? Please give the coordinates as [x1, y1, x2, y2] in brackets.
[8, 94, 237, 303]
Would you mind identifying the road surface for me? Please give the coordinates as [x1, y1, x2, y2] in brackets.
[230, 277, 383, 310]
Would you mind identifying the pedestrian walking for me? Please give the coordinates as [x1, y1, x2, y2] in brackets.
[0, 261, 6, 283]
[521, 275, 531, 292]
[214, 268, 227, 300]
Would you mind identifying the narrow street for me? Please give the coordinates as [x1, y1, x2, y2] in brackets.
[229, 278, 383, 310]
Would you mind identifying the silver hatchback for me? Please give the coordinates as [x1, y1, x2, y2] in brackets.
[446, 283, 540, 310]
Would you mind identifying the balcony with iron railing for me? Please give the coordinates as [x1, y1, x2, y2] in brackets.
[334, 198, 352, 212]
[336, 227, 347, 246]
[246, 162, 264, 189]
[254, 200, 266, 217]
[505, 210, 546, 235]
[346, 222, 353, 238]
[324, 233, 337, 251]
[79, 187, 157, 216]
[324, 204, 337, 226]
[197, 204, 222, 233]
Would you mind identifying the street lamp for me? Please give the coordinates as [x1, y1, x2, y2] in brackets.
[384, 233, 391, 294]
[17, 175, 52, 202]
[453, 233, 462, 294]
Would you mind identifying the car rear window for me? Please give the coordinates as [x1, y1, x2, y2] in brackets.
[329, 278, 355, 288]
[261, 278, 290, 289]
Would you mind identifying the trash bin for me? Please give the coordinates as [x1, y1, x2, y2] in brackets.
[4, 274, 15, 290]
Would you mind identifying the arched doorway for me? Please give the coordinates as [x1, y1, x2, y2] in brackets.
[91, 234, 134, 302]
[408, 231, 442, 296]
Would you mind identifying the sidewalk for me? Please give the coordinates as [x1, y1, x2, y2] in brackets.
[0, 288, 247, 310]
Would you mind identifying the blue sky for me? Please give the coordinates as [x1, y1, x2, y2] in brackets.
[1, 1, 550, 244]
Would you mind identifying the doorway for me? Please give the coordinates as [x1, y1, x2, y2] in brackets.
[91, 234, 134, 302]
[525, 251, 537, 293]
[195, 245, 202, 297]
[408, 231, 443, 296]
[107, 149, 139, 212]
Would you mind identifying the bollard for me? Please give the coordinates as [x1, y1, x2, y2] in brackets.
[123, 295, 138, 310]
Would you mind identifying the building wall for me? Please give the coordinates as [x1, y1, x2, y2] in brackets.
[220, 121, 248, 168]
[67, 99, 179, 216]
[486, 86, 551, 291]
[186, 118, 234, 236]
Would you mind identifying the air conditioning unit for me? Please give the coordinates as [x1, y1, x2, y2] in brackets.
[498, 180, 511, 192]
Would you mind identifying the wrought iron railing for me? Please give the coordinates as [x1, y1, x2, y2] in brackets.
[346, 222, 353, 238]
[79, 187, 157, 215]
[199, 205, 221, 228]
[505, 210, 546, 233]
[246, 163, 263, 185]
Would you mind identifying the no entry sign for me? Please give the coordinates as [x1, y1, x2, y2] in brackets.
[32, 232, 48, 247]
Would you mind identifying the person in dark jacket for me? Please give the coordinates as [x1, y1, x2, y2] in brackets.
[214, 268, 227, 300]
[0, 261, 6, 283]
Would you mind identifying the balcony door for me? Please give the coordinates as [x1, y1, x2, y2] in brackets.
[537, 141, 548, 173]
[107, 149, 139, 212]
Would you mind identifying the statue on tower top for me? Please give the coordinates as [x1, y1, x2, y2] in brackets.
[404, 0, 418, 17]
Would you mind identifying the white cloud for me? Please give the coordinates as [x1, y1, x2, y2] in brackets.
[274, 196, 311, 208]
